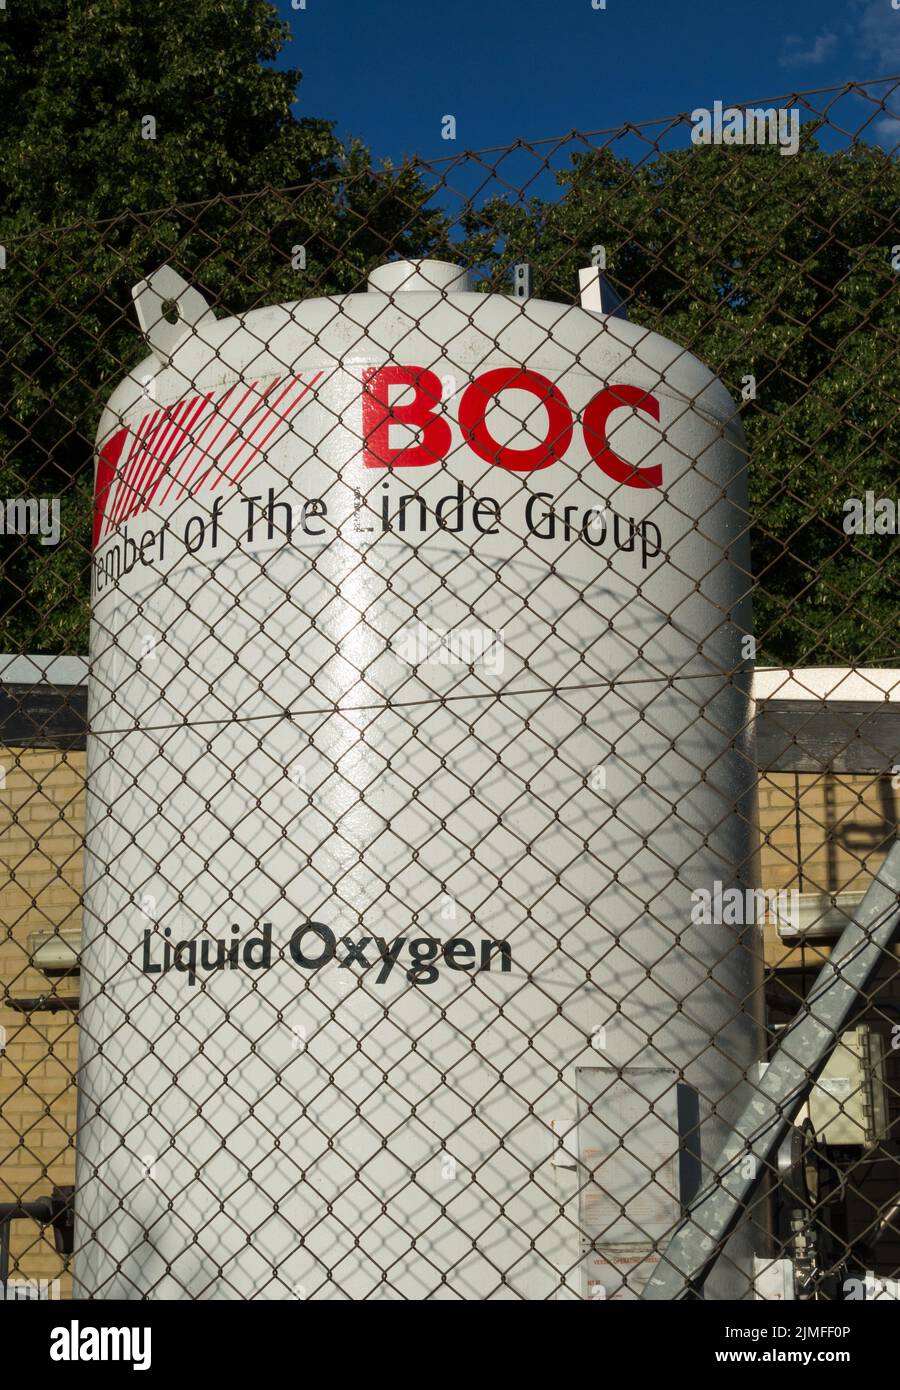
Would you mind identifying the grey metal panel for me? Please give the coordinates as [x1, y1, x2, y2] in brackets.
[756, 700, 899, 774]
[0, 683, 88, 749]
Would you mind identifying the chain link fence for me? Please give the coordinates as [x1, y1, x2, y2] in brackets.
[1, 76, 899, 1301]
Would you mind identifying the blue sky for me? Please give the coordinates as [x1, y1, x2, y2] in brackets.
[273, 0, 899, 162]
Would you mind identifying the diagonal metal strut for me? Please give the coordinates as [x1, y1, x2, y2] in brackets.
[643, 840, 900, 1300]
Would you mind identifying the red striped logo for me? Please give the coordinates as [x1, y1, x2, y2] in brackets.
[93, 372, 323, 548]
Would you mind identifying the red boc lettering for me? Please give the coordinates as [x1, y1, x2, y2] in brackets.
[458, 367, 573, 472]
[582, 385, 662, 489]
[362, 365, 451, 468]
[361, 365, 662, 488]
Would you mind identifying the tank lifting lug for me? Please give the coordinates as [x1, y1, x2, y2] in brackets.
[132, 264, 216, 363]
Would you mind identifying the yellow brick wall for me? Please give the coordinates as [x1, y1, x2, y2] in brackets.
[0, 746, 84, 1294]
[759, 770, 897, 969]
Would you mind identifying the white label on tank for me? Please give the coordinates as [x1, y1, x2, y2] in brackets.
[575, 1067, 681, 1300]
[92, 362, 674, 608]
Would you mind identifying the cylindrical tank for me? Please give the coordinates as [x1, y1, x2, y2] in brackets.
[76, 258, 762, 1300]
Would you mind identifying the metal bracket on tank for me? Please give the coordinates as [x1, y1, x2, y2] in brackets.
[132, 265, 216, 362]
[579, 246, 628, 320]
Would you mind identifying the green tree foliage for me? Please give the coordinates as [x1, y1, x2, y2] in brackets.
[1, 18, 895, 671]
[0, 0, 446, 651]
[460, 136, 899, 665]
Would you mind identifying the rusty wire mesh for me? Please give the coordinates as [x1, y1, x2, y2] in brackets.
[1, 76, 899, 1301]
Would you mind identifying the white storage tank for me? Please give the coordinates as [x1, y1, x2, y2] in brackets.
[75, 258, 762, 1299]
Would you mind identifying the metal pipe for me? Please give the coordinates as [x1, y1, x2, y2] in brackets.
[3, 996, 79, 1014]
[642, 839, 900, 1300]
[0, 1200, 54, 1288]
[870, 1193, 900, 1247]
